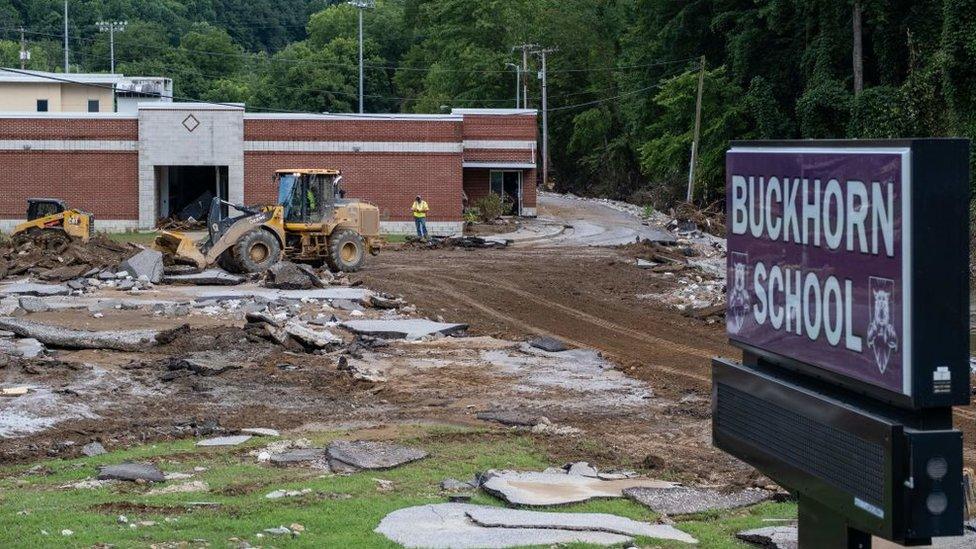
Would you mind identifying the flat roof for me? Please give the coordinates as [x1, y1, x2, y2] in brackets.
[0, 70, 125, 85]
[244, 112, 462, 122]
[451, 108, 537, 116]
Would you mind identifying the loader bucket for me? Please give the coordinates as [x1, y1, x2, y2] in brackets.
[153, 230, 207, 269]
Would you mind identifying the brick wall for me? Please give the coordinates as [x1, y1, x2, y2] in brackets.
[245, 152, 464, 222]
[0, 151, 139, 219]
[461, 114, 537, 140]
[245, 118, 461, 142]
[0, 117, 137, 140]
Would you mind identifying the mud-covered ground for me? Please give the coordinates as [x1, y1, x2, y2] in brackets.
[4, 193, 972, 492]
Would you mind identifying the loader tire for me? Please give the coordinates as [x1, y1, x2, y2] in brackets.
[232, 229, 281, 273]
[327, 229, 367, 272]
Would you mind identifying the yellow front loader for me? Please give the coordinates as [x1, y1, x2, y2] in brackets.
[153, 169, 383, 273]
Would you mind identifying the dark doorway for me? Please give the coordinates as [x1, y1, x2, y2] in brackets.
[155, 165, 228, 223]
[489, 170, 522, 215]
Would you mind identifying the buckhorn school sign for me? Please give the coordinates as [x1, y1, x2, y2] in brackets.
[713, 139, 970, 547]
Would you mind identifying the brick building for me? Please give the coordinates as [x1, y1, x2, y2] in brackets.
[0, 104, 537, 234]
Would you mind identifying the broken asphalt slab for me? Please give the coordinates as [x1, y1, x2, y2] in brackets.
[97, 463, 166, 483]
[196, 435, 252, 447]
[624, 486, 773, 515]
[162, 269, 245, 286]
[480, 470, 677, 506]
[465, 506, 696, 543]
[178, 286, 368, 302]
[528, 336, 571, 353]
[340, 319, 468, 340]
[0, 282, 71, 297]
[0, 317, 163, 351]
[326, 440, 427, 470]
[374, 503, 635, 548]
[736, 526, 798, 549]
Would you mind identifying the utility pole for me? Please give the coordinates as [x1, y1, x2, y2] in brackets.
[63, 0, 69, 72]
[347, 0, 374, 114]
[512, 44, 537, 108]
[97, 21, 127, 74]
[686, 55, 706, 203]
[533, 47, 556, 189]
[19, 27, 29, 70]
[505, 62, 520, 108]
[852, 0, 863, 95]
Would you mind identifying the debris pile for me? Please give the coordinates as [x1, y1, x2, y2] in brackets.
[406, 235, 510, 249]
[0, 233, 137, 282]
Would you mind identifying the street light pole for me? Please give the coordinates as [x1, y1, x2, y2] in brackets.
[63, 0, 69, 72]
[97, 21, 127, 74]
[347, 0, 374, 114]
[505, 63, 520, 108]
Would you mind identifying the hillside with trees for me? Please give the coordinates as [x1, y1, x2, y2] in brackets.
[2, 0, 974, 208]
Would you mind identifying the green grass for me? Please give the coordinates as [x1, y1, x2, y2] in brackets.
[0, 427, 796, 548]
[381, 233, 411, 243]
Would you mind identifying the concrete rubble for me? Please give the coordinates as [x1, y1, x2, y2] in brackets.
[264, 261, 328, 290]
[119, 249, 164, 283]
[241, 428, 280, 437]
[375, 503, 698, 548]
[624, 485, 773, 515]
[0, 317, 163, 351]
[81, 442, 107, 456]
[340, 319, 468, 340]
[164, 352, 242, 379]
[0, 282, 71, 297]
[284, 321, 342, 348]
[97, 462, 166, 483]
[480, 469, 677, 506]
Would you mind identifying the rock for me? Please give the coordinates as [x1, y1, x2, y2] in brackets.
[61, 529, 73, 536]
[0, 283, 70, 297]
[528, 336, 571, 352]
[81, 442, 107, 457]
[624, 486, 773, 515]
[169, 352, 241, 377]
[196, 435, 252, 447]
[636, 258, 658, 269]
[326, 440, 428, 471]
[566, 462, 600, 477]
[163, 269, 245, 286]
[481, 470, 676, 506]
[97, 462, 165, 483]
[736, 525, 798, 549]
[245, 310, 281, 328]
[340, 319, 468, 341]
[18, 297, 50, 313]
[241, 428, 280, 437]
[263, 526, 293, 536]
[367, 295, 404, 309]
[120, 249, 164, 283]
[476, 410, 544, 427]
[264, 262, 325, 290]
[465, 506, 697, 543]
[374, 503, 635, 548]
[116, 279, 136, 291]
[66, 279, 88, 291]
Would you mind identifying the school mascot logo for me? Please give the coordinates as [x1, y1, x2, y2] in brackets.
[727, 253, 750, 334]
[866, 277, 898, 374]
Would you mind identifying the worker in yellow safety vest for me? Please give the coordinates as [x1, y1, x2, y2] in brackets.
[411, 195, 429, 239]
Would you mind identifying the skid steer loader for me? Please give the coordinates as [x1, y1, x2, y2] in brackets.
[11, 198, 95, 249]
[153, 169, 383, 273]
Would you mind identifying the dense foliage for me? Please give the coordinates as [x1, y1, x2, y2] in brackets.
[2, 0, 974, 206]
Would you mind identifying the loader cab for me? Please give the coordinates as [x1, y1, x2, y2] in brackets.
[275, 169, 345, 224]
[26, 198, 66, 221]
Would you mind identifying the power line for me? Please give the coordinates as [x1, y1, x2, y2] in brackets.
[549, 83, 666, 113]
[0, 26, 700, 75]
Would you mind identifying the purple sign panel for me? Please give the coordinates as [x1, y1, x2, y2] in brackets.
[726, 147, 911, 396]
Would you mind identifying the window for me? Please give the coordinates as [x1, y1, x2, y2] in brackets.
[87, 99, 99, 113]
[36, 99, 48, 112]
